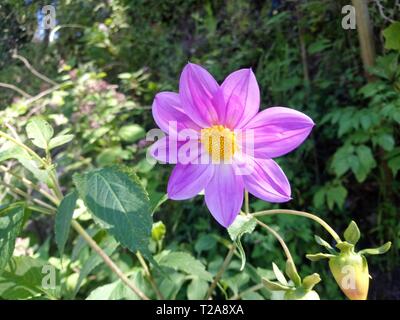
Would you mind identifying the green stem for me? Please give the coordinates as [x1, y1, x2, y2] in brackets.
[1, 129, 150, 300]
[252, 209, 342, 243]
[136, 252, 164, 300]
[0, 130, 47, 167]
[256, 219, 295, 263]
[244, 191, 250, 214]
[27, 205, 54, 215]
[0, 165, 59, 205]
[205, 243, 236, 299]
[0, 180, 57, 212]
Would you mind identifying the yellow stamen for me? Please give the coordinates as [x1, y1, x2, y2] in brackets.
[201, 125, 237, 162]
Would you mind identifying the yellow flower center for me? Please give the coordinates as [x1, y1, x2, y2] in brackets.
[201, 125, 237, 162]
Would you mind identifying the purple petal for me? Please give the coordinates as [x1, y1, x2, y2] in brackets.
[205, 165, 244, 228]
[168, 163, 214, 200]
[152, 92, 201, 134]
[244, 107, 314, 158]
[149, 136, 181, 164]
[243, 157, 291, 203]
[179, 63, 220, 128]
[220, 68, 260, 128]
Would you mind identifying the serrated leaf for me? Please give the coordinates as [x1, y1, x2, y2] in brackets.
[157, 251, 212, 282]
[302, 273, 321, 290]
[73, 167, 154, 263]
[48, 134, 74, 150]
[343, 221, 360, 245]
[55, 191, 78, 257]
[359, 242, 391, 255]
[227, 215, 256, 270]
[306, 253, 335, 261]
[26, 117, 54, 149]
[0, 203, 25, 274]
[272, 262, 287, 285]
[285, 260, 301, 286]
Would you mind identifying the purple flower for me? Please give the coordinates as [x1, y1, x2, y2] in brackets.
[150, 63, 314, 228]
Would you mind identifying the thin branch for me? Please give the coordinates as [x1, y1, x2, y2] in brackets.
[0, 82, 32, 98]
[71, 220, 150, 300]
[0, 180, 57, 212]
[0, 165, 59, 205]
[25, 83, 63, 111]
[374, 0, 395, 23]
[205, 244, 236, 299]
[252, 209, 342, 243]
[136, 252, 164, 299]
[12, 52, 58, 86]
[256, 219, 295, 264]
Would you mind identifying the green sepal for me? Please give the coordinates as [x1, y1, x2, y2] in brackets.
[314, 235, 336, 254]
[335, 241, 354, 253]
[285, 260, 301, 286]
[272, 262, 288, 285]
[306, 253, 335, 261]
[302, 273, 321, 291]
[262, 277, 291, 292]
[359, 242, 391, 256]
[343, 221, 361, 245]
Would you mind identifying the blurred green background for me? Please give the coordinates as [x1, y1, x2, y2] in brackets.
[0, 0, 399, 299]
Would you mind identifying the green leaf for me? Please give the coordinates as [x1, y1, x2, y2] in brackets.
[73, 167, 153, 262]
[157, 251, 212, 282]
[285, 260, 301, 286]
[0, 256, 59, 299]
[0, 203, 25, 274]
[352, 145, 376, 182]
[343, 220, 360, 245]
[377, 133, 395, 152]
[26, 117, 54, 149]
[383, 22, 400, 51]
[86, 271, 150, 300]
[0, 141, 51, 184]
[227, 215, 257, 270]
[326, 185, 347, 210]
[195, 234, 217, 253]
[359, 242, 391, 256]
[118, 124, 145, 143]
[48, 134, 74, 150]
[55, 191, 78, 256]
[187, 277, 209, 300]
[306, 253, 335, 261]
[302, 273, 321, 290]
[388, 154, 400, 176]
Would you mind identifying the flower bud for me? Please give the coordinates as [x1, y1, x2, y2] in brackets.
[328, 242, 369, 300]
[306, 220, 391, 300]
